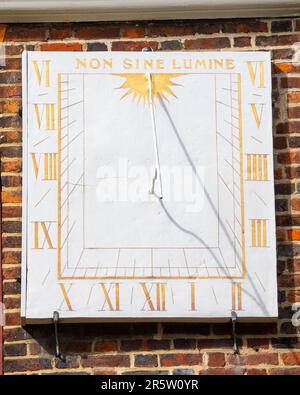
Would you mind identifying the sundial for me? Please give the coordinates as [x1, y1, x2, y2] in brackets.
[21, 51, 277, 321]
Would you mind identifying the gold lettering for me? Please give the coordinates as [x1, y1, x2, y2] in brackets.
[33, 221, 54, 249]
[246, 61, 265, 88]
[250, 103, 264, 128]
[100, 283, 120, 311]
[32, 60, 50, 87]
[140, 283, 166, 311]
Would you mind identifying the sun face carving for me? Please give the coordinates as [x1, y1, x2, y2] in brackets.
[115, 73, 182, 104]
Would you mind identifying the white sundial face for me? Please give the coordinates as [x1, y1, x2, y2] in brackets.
[22, 51, 277, 321]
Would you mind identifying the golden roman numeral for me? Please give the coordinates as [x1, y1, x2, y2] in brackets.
[231, 282, 242, 311]
[31, 153, 57, 180]
[250, 103, 264, 128]
[33, 221, 55, 249]
[59, 284, 73, 311]
[246, 61, 265, 88]
[247, 154, 268, 181]
[34, 103, 56, 130]
[251, 219, 268, 247]
[99, 283, 120, 311]
[140, 283, 166, 311]
[190, 282, 196, 311]
[32, 60, 50, 87]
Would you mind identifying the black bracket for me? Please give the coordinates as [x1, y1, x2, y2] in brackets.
[231, 311, 239, 354]
[142, 47, 154, 52]
[53, 311, 65, 361]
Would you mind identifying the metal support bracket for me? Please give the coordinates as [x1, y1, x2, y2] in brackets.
[53, 311, 65, 361]
[142, 47, 153, 52]
[231, 311, 239, 354]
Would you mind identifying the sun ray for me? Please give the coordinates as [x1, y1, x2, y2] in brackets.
[114, 73, 183, 104]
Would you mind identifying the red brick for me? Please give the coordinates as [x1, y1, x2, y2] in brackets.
[208, 353, 225, 367]
[0, 100, 20, 114]
[5, 311, 21, 326]
[0, 85, 21, 98]
[160, 353, 202, 367]
[271, 20, 293, 32]
[1, 189, 21, 203]
[274, 136, 287, 149]
[3, 265, 21, 280]
[0, 24, 6, 42]
[147, 23, 194, 37]
[278, 274, 300, 287]
[246, 368, 267, 375]
[3, 280, 21, 295]
[288, 290, 300, 302]
[81, 355, 130, 368]
[288, 107, 300, 119]
[4, 343, 26, 357]
[288, 229, 300, 241]
[173, 338, 197, 349]
[55, 355, 80, 369]
[271, 48, 294, 60]
[94, 340, 118, 352]
[2, 251, 21, 265]
[4, 295, 20, 309]
[247, 338, 270, 350]
[134, 354, 158, 367]
[234, 37, 252, 47]
[294, 19, 300, 31]
[121, 25, 146, 38]
[161, 40, 183, 50]
[274, 62, 300, 74]
[5, 25, 47, 41]
[111, 41, 158, 51]
[199, 367, 245, 375]
[2, 235, 22, 248]
[1, 175, 22, 187]
[269, 367, 300, 375]
[48, 25, 72, 40]
[256, 34, 300, 47]
[1, 159, 22, 173]
[287, 258, 300, 273]
[288, 91, 300, 104]
[40, 42, 82, 51]
[281, 77, 300, 89]
[227, 353, 279, 366]
[4, 327, 31, 342]
[280, 321, 300, 334]
[0, 131, 22, 144]
[282, 352, 300, 365]
[222, 20, 268, 33]
[94, 370, 118, 375]
[195, 21, 220, 34]
[3, 58, 22, 70]
[0, 71, 21, 84]
[286, 166, 300, 179]
[277, 151, 300, 164]
[4, 358, 52, 372]
[184, 37, 230, 50]
[74, 25, 120, 39]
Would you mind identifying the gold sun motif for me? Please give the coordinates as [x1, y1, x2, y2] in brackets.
[115, 73, 182, 104]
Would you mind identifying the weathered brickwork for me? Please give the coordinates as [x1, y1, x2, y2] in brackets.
[0, 18, 300, 375]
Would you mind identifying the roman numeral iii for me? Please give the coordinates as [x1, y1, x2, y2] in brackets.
[251, 219, 268, 248]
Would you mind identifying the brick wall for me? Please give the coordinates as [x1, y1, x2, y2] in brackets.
[1, 17, 300, 375]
